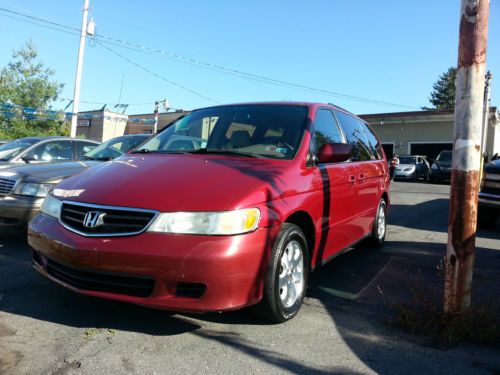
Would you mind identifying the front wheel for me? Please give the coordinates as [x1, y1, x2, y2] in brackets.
[370, 199, 387, 247]
[256, 223, 309, 323]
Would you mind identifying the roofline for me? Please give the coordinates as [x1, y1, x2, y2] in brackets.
[360, 106, 497, 119]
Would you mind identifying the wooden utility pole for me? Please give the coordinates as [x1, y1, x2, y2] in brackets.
[444, 0, 490, 313]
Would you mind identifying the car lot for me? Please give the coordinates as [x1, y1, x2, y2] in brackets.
[1, 181, 499, 375]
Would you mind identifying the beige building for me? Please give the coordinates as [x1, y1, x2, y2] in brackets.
[125, 111, 187, 135]
[76, 110, 128, 142]
[76, 109, 187, 142]
[360, 108, 500, 160]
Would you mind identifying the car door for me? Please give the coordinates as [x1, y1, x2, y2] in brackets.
[312, 108, 360, 263]
[334, 111, 381, 236]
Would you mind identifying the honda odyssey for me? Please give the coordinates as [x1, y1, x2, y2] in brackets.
[28, 102, 390, 323]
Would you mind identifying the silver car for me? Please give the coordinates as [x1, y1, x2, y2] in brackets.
[0, 134, 149, 231]
[0, 136, 99, 170]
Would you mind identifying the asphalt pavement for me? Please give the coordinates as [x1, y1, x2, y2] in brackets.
[1, 181, 499, 375]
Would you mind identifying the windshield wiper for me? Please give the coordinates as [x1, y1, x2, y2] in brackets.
[82, 155, 96, 160]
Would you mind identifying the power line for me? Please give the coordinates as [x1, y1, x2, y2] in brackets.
[97, 42, 220, 104]
[0, 6, 419, 109]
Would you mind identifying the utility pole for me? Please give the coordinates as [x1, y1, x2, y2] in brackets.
[479, 71, 493, 180]
[70, 0, 90, 138]
[444, 0, 490, 313]
[153, 99, 168, 133]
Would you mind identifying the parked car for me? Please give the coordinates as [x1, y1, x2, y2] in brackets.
[0, 134, 149, 230]
[478, 159, 500, 229]
[29, 102, 390, 323]
[393, 155, 430, 181]
[0, 137, 99, 170]
[430, 150, 452, 183]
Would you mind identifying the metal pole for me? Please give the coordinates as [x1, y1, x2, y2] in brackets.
[70, 0, 90, 138]
[153, 101, 159, 133]
[444, 0, 490, 313]
[479, 71, 492, 180]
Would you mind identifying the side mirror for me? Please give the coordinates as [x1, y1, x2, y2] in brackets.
[316, 143, 351, 164]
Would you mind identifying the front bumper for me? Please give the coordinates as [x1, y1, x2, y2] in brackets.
[0, 194, 43, 229]
[28, 213, 279, 312]
[431, 169, 451, 181]
[478, 192, 500, 210]
[394, 169, 416, 179]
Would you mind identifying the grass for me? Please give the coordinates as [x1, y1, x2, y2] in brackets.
[387, 262, 500, 347]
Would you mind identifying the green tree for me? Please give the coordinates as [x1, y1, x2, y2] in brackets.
[424, 67, 457, 110]
[0, 40, 68, 139]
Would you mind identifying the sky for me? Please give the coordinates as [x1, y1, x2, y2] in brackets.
[0, 0, 499, 116]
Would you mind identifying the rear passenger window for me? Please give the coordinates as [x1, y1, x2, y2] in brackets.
[312, 109, 343, 151]
[334, 111, 372, 162]
[360, 122, 383, 160]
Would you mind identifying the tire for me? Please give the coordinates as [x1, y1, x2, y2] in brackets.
[478, 206, 497, 229]
[370, 199, 387, 247]
[255, 223, 309, 323]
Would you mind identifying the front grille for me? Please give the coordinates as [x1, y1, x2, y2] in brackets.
[0, 177, 16, 195]
[44, 256, 155, 298]
[482, 174, 500, 196]
[60, 202, 157, 236]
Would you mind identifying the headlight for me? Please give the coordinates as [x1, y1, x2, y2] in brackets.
[403, 166, 415, 172]
[431, 164, 439, 170]
[16, 183, 54, 197]
[40, 194, 62, 218]
[148, 208, 260, 235]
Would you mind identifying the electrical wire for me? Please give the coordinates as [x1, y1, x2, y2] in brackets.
[97, 42, 220, 104]
[0, 6, 419, 109]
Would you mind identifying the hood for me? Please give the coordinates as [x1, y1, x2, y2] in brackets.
[485, 159, 500, 174]
[55, 154, 293, 211]
[0, 161, 19, 170]
[5, 161, 100, 183]
[396, 164, 415, 169]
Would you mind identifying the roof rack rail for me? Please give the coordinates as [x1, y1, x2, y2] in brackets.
[327, 103, 353, 115]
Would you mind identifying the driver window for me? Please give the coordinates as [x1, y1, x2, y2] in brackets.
[26, 141, 73, 162]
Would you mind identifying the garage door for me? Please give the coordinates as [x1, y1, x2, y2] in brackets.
[382, 143, 394, 159]
[409, 143, 453, 160]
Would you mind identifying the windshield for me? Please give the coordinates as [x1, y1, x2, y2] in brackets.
[134, 105, 309, 160]
[437, 151, 452, 162]
[84, 136, 148, 160]
[399, 156, 416, 165]
[0, 139, 38, 161]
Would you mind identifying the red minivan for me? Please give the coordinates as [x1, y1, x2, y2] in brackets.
[28, 102, 389, 323]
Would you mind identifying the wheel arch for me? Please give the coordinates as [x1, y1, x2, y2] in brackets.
[284, 210, 315, 266]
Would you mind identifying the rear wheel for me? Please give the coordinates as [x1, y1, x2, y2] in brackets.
[370, 199, 387, 247]
[255, 223, 309, 323]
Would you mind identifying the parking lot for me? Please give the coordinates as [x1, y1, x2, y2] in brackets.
[1, 181, 499, 375]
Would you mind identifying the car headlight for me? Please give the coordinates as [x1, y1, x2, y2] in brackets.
[40, 194, 62, 218]
[403, 166, 415, 172]
[431, 164, 439, 170]
[147, 208, 261, 235]
[16, 183, 54, 197]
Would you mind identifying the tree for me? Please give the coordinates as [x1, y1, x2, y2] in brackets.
[0, 41, 68, 139]
[424, 67, 457, 110]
